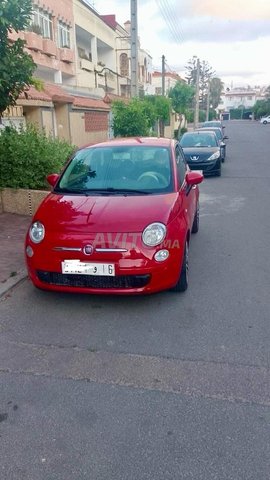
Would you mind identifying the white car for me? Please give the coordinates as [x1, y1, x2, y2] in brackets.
[260, 115, 270, 124]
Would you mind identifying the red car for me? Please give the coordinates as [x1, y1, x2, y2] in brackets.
[25, 137, 203, 295]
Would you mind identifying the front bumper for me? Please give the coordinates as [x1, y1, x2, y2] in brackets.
[188, 159, 221, 175]
[25, 237, 184, 295]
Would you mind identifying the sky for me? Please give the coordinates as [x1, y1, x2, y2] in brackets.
[92, 0, 270, 89]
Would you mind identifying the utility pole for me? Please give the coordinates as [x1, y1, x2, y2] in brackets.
[162, 55, 165, 96]
[194, 57, 200, 129]
[206, 79, 210, 121]
[130, 0, 138, 97]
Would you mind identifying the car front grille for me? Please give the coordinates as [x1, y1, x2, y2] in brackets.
[36, 270, 151, 289]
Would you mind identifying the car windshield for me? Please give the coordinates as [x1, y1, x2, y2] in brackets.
[180, 133, 218, 148]
[56, 145, 173, 195]
[200, 128, 222, 140]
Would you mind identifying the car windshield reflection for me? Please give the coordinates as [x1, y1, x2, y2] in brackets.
[56, 146, 173, 194]
[180, 133, 218, 148]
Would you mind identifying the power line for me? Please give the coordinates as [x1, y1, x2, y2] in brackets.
[155, 0, 183, 44]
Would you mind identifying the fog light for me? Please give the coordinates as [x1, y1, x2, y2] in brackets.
[154, 249, 169, 262]
[26, 245, 34, 257]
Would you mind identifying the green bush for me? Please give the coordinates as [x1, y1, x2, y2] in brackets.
[0, 124, 75, 190]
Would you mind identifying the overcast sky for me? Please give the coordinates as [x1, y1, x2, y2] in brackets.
[93, 0, 270, 88]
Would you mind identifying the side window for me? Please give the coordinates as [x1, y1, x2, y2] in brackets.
[175, 144, 187, 187]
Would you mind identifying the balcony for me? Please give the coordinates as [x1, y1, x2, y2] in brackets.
[43, 38, 57, 57]
[106, 72, 117, 90]
[59, 48, 74, 63]
[8, 30, 24, 42]
[24, 31, 43, 52]
[80, 58, 94, 72]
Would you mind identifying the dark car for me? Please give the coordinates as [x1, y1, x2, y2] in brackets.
[196, 127, 228, 162]
[201, 120, 225, 132]
[179, 131, 222, 176]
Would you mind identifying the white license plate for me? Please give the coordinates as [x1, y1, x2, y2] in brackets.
[61, 260, 115, 276]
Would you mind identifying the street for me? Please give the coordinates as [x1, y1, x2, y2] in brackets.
[0, 121, 270, 479]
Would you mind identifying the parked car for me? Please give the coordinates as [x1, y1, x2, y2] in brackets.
[179, 130, 222, 176]
[201, 120, 225, 131]
[25, 137, 203, 295]
[260, 115, 270, 124]
[196, 126, 228, 162]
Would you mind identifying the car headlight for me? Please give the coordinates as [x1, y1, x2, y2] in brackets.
[29, 221, 45, 244]
[208, 151, 220, 161]
[142, 222, 166, 247]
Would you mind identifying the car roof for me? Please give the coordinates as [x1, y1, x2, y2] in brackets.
[203, 120, 222, 124]
[182, 130, 216, 136]
[198, 127, 222, 131]
[81, 137, 174, 150]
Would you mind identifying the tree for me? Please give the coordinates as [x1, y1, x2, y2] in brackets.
[185, 57, 215, 110]
[0, 0, 36, 117]
[144, 95, 171, 136]
[168, 81, 195, 114]
[185, 56, 197, 86]
[112, 98, 155, 137]
[199, 60, 215, 110]
[168, 81, 195, 134]
[185, 56, 198, 86]
[265, 85, 270, 100]
[253, 99, 270, 119]
[111, 96, 171, 137]
[210, 77, 224, 109]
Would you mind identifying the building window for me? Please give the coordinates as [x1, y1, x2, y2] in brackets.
[78, 47, 92, 61]
[31, 8, 53, 39]
[120, 53, 129, 77]
[58, 21, 71, 48]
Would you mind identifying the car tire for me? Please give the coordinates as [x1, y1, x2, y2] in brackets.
[263, 121, 267, 125]
[170, 241, 189, 292]
[191, 203, 199, 233]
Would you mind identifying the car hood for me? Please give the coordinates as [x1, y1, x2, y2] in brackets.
[182, 146, 220, 161]
[34, 192, 180, 233]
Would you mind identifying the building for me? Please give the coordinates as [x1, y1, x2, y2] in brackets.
[6, 0, 153, 145]
[148, 71, 185, 96]
[223, 88, 257, 110]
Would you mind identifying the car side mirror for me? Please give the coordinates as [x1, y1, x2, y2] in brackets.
[47, 173, 60, 187]
[186, 171, 204, 187]
[224, 136, 229, 140]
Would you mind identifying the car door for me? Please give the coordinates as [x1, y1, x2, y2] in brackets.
[175, 143, 197, 230]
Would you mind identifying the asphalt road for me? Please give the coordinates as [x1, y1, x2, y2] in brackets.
[0, 120, 270, 479]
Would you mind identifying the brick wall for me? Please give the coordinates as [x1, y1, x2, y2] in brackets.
[84, 111, 108, 132]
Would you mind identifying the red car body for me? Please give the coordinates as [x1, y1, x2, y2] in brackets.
[25, 137, 203, 295]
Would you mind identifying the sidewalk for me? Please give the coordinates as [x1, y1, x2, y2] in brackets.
[0, 213, 31, 296]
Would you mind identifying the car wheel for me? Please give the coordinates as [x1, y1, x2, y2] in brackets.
[263, 121, 267, 124]
[191, 202, 199, 233]
[170, 241, 189, 292]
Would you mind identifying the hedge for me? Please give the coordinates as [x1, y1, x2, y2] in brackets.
[0, 124, 75, 190]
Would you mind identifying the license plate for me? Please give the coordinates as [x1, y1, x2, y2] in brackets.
[61, 260, 115, 276]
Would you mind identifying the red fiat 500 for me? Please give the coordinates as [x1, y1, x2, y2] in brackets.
[25, 137, 203, 295]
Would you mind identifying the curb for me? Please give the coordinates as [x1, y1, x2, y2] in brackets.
[0, 269, 27, 298]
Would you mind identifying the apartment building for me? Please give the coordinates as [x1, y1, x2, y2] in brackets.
[7, 0, 153, 145]
[148, 71, 185, 96]
[223, 88, 257, 110]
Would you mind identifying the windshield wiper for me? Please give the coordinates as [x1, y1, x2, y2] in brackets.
[54, 188, 92, 196]
[55, 187, 152, 195]
[79, 187, 152, 195]
[99, 188, 152, 195]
